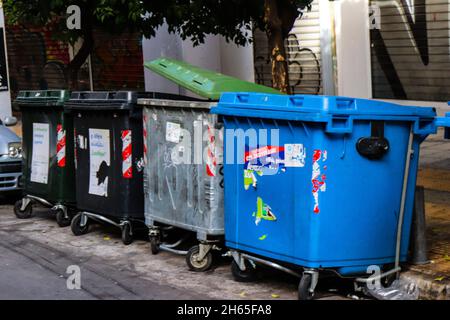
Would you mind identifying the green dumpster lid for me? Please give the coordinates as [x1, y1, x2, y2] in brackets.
[15, 90, 70, 108]
[144, 57, 281, 100]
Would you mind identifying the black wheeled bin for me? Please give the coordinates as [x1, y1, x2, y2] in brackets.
[13, 90, 76, 227]
[65, 91, 189, 245]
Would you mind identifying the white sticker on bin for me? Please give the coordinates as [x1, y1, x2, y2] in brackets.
[30, 123, 50, 184]
[166, 122, 181, 143]
[88, 129, 110, 197]
[284, 144, 306, 167]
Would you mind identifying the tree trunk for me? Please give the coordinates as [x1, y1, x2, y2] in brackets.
[264, 0, 302, 94]
[264, 0, 291, 94]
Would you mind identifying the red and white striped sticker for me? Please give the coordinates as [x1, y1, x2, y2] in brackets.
[206, 124, 217, 177]
[122, 130, 132, 179]
[143, 116, 148, 165]
[56, 124, 66, 167]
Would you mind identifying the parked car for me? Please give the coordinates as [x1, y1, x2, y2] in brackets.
[0, 116, 22, 194]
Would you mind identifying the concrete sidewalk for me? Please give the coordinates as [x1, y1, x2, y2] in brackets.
[400, 132, 450, 300]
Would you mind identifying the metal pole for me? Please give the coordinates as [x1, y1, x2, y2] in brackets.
[395, 127, 414, 276]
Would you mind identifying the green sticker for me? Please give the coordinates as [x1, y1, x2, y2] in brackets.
[253, 197, 277, 226]
[244, 169, 262, 190]
[259, 234, 268, 241]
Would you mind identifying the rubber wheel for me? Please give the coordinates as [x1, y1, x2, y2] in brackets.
[298, 273, 315, 300]
[70, 213, 90, 236]
[55, 209, 71, 228]
[231, 259, 257, 282]
[121, 223, 133, 245]
[186, 245, 213, 272]
[149, 236, 160, 255]
[14, 199, 33, 219]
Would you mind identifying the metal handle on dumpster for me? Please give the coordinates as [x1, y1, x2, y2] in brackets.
[356, 121, 389, 160]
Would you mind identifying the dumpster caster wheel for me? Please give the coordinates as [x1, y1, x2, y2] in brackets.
[298, 273, 315, 300]
[149, 236, 160, 255]
[14, 199, 32, 219]
[55, 209, 71, 228]
[71, 213, 90, 236]
[121, 224, 133, 245]
[231, 260, 256, 283]
[186, 245, 213, 272]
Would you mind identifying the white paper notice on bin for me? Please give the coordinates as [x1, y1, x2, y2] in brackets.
[166, 122, 181, 143]
[31, 123, 50, 184]
[88, 129, 110, 197]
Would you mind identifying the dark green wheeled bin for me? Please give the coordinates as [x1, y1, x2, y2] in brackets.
[13, 90, 76, 227]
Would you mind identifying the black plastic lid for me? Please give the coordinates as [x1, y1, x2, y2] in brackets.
[14, 90, 70, 108]
[64, 91, 200, 111]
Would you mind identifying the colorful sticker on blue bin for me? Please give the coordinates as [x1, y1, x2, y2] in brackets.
[253, 197, 277, 226]
[311, 149, 327, 214]
[243, 144, 305, 190]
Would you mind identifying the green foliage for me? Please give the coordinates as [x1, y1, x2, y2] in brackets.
[3, 0, 312, 46]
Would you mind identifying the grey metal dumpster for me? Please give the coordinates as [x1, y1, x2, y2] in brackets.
[141, 98, 224, 271]
[142, 57, 281, 271]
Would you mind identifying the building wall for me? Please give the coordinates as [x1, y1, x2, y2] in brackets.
[91, 29, 144, 91]
[5, 23, 144, 101]
[0, 7, 12, 119]
[142, 24, 255, 97]
[5, 23, 77, 98]
[334, 0, 372, 98]
[370, 0, 450, 102]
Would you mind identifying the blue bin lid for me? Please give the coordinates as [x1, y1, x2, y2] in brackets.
[212, 93, 436, 119]
[211, 93, 439, 134]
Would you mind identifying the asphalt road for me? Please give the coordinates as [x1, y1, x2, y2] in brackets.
[0, 229, 204, 300]
[0, 201, 350, 300]
[0, 243, 93, 300]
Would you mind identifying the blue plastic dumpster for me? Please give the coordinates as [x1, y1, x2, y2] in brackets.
[211, 93, 450, 299]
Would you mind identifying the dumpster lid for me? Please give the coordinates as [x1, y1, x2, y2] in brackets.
[212, 93, 437, 119]
[15, 90, 70, 108]
[65, 91, 193, 111]
[211, 93, 439, 134]
[144, 58, 280, 100]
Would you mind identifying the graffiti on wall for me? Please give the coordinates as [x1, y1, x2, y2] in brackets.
[370, 0, 450, 101]
[6, 24, 144, 96]
[252, 1, 323, 95]
[6, 24, 75, 97]
[254, 33, 322, 95]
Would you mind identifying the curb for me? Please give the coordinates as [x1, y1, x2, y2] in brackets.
[401, 270, 449, 300]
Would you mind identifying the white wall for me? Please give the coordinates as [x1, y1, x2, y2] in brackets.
[334, 0, 372, 98]
[142, 24, 182, 95]
[219, 38, 255, 83]
[0, 7, 12, 119]
[142, 24, 255, 96]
